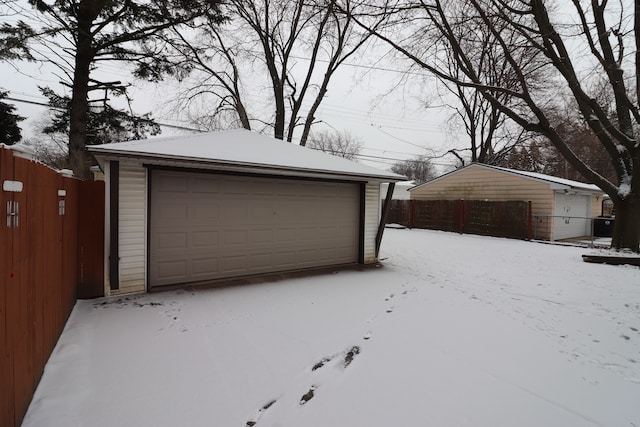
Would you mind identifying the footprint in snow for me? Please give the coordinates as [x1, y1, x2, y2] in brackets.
[343, 346, 360, 367]
[385, 293, 395, 301]
[299, 386, 316, 405]
[363, 331, 371, 340]
[312, 357, 332, 371]
[311, 345, 362, 372]
[246, 399, 277, 426]
[386, 306, 394, 313]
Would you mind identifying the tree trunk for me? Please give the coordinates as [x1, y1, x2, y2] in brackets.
[68, 20, 95, 179]
[611, 195, 640, 252]
[236, 99, 251, 130]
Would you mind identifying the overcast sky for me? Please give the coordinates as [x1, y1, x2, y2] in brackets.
[0, 3, 466, 174]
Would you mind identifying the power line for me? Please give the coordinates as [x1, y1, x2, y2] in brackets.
[5, 95, 204, 132]
[289, 55, 428, 77]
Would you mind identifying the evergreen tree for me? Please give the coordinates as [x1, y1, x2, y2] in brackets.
[0, 90, 24, 145]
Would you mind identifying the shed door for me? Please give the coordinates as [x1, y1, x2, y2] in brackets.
[149, 170, 360, 287]
[553, 193, 590, 240]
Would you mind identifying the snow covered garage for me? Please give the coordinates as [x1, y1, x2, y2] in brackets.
[90, 129, 404, 296]
[409, 163, 605, 241]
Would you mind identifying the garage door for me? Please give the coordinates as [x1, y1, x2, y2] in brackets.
[149, 170, 360, 287]
[553, 193, 590, 240]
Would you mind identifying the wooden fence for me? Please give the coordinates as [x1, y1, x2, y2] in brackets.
[386, 199, 532, 240]
[1, 146, 104, 427]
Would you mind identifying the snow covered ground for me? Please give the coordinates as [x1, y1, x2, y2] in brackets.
[23, 229, 640, 427]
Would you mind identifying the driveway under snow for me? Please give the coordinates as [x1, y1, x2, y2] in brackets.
[23, 229, 640, 427]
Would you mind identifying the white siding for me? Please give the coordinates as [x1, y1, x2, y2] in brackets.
[380, 181, 415, 200]
[363, 182, 380, 263]
[114, 164, 147, 295]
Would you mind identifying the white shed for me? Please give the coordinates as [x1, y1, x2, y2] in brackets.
[90, 129, 404, 295]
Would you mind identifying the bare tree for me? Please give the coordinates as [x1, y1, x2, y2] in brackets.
[390, 155, 436, 183]
[167, 0, 378, 145]
[497, 101, 618, 184]
[436, 4, 538, 166]
[164, 18, 251, 131]
[307, 129, 362, 160]
[352, 0, 640, 252]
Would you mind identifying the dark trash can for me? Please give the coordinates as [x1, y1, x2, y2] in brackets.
[593, 216, 614, 237]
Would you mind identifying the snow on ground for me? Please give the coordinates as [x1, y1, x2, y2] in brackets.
[22, 229, 640, 427]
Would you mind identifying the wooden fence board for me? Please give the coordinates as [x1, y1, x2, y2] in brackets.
[386, 199, 531, 240]
[0, 147, 16, 427]
[78, 180, 105, 299]
[0, 147, 104, 427]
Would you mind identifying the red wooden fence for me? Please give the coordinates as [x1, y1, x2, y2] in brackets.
[387, 199, 532, 240]
[1, 147, 104, 427]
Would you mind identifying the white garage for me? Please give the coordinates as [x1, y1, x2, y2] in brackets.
[90, 129, 404, 295]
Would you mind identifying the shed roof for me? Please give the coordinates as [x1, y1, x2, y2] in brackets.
[89, 129, 404, 182]
[410, 163, 603, 193]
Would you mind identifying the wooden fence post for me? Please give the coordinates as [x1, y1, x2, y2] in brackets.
[527, 201, 533, 240]
[409, 200, 414, 228]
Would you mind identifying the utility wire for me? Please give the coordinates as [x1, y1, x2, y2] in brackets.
[5, 95, 204, 132]
[6, 95, 451, 164]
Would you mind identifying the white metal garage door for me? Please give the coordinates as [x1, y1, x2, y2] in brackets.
[149, 170, 360, 287]
[553, 193, 590, 240]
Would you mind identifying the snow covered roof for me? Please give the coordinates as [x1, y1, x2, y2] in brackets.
[89, 129, 405, 182]
[410, 163, 603, 193]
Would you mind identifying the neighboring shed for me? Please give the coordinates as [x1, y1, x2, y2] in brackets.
[90, 129, 404, 296]
[409, 163, 605, 241]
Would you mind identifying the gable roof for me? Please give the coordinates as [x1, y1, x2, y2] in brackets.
[89, 129, 404, 182]
[410, 163, 603, 193]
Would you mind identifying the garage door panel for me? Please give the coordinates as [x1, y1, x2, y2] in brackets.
[191, 177, 220, 193]
[223, 230, 248, 245]
[157, 232, 187, 249]
[192, 231, 219, 248]
[150, 170, 359, 287]
[273, 251, 298, 268]
[554, 193, 590, 240]
[191, 202, 219, 220]
[155, 203, 188, 222]
[223, 180, 249, 194]
[252, 181, 276, 195]
[276, 227, 297, 242]
[192, 258, 219, 276]
[222, 255, 247, 272]
[157, 174, 188, 192]
[249, 229, 274, 244]
[248, 253, 272, 269]
[157, 261, 187, 281]
[251, 205, 275, 220]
